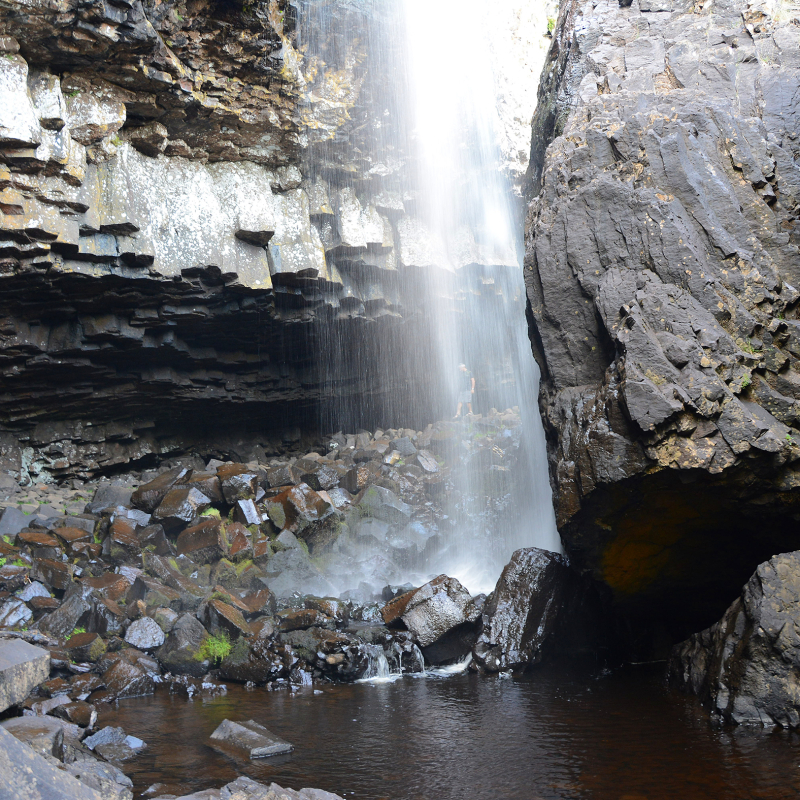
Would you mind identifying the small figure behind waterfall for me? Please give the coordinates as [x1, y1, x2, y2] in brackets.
[454, 363, 475, 418]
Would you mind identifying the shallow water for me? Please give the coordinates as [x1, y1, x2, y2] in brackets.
[98, 664, 800, 800]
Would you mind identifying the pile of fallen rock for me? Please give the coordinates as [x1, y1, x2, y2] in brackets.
[0, 409, 598, 796]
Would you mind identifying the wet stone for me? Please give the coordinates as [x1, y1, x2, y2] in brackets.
[102, 660, 154, 699]
[0, 715, 65, 758]
[152, 487, 212, 531]
[277, 608, 335, 632]
[0, 639, 50, 711]
[0, 598, 33, 629]
[131, 467, 190, 513]
[65, 632, 106, 662]
[201, 598, 251, 638]
[82, 572, 131, 602]
[177, 519, 228, 564]
[124, 617, 165, 650]
[233, 498, 261, 526]
[32, 557, 73, 590]
[209, 718, 293, 759]
[53, 700, 97, 729]
[218, 464, 259, 504]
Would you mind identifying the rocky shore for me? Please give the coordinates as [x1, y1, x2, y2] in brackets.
[0, 409, 589, 798]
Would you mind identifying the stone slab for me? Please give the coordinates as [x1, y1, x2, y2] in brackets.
[208, 718, 293, 759]
[0, 638, 50, 712]
[0, 726, 103, 800]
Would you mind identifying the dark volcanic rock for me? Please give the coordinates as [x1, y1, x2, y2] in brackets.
[400, 575, 478, 665]
[525, 0, 800, 634]
[102, 660, 154, 700]
[131, 468, 190, 514]
[473, 548, 572, 672]
[669, 551, 800, 727]
[176, 519, 228, 564]
[155, 613, 209, 677]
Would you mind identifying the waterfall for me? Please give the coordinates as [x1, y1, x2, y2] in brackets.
[357, 643, 396, 682]
[298, 0, 560, 596]
[398, 0, 561, 590]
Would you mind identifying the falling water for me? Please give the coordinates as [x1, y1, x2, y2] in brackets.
[357, 643, 400, 682]
[299, 0, 559, 595]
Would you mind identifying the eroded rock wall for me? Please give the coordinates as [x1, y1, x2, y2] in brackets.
[0, 0, 551, 481]
[525, 0, 800, 634]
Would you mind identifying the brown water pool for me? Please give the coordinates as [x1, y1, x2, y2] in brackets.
[97, 664, 800, 800]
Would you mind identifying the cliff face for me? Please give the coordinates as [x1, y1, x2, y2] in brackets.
[525, 0, 800, 634]
[0, 0, 549, 482]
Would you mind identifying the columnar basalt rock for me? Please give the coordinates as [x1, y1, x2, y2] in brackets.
[0, 0, 546, 481]
[525, 0, 800, 633]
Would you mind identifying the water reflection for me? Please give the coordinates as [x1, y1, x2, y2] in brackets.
[98, 665, 800, 799]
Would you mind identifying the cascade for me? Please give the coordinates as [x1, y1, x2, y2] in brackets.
[357, 643, 396, 682]
[299, 0, 560, 594]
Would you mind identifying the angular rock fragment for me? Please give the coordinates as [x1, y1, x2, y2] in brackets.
[209, 718, 293, 758]
[131, 468, 190, 514]
[0, 639, 49, 711]
[101, 660, 154, 700]
[176, 519, 228, 564]
[218, 464, 260, 504]
[0, 715, 65, 758]
[0, 598, 33, 630]
[125, 617, 166, 650]
[473, 548, 571, 673]
[65, 632, 106, 662]
[152, 487, 212, 531]
[200, 598, 251, 638]
[155, 613, 210, 677]
[400, 575, 477, 664]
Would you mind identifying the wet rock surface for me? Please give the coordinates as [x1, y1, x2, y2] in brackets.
[0, 0, 538, 483]
[525, 0, 800, 634]
[473, 548, 571, 672]
[669, 550, 800, 728]
[209, 718, 293, 759]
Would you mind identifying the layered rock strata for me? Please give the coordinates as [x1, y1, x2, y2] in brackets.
[0, 0, 545, 481]
[525, 0, 800, 634]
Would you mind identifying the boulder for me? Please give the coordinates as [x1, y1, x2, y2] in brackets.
[357, 485, 411, 524]
[217, 464, 259, 504]
[176, 519, 228, 564]
[0, 639, 50, 712]
[669, 551, 800, 728]
[209, 718, 293, 759]
[32, 557, 73, 590]
[0, 598, 33, 630]
[155, 613, 210, 677]
[152, 487, 212, 531]
[200, 598, 251, 638]
[53, 700, 98, 729]
[38, 585, 91, 639]
[242, 588, 277, 618]
[124, 617, 166, 650]
[101, 660, 154, 700]
[400, 575, 478, 664]
[65, 632, 106, 662]
[0, 725, 105, 800]
[473, 547, 571, 672]
[131, 467, 190, 513]
[1, 714, 65, 757]
[0, 507, 29, 537]
[276, 608, 335, 632]
[65, 759, 133, 800]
